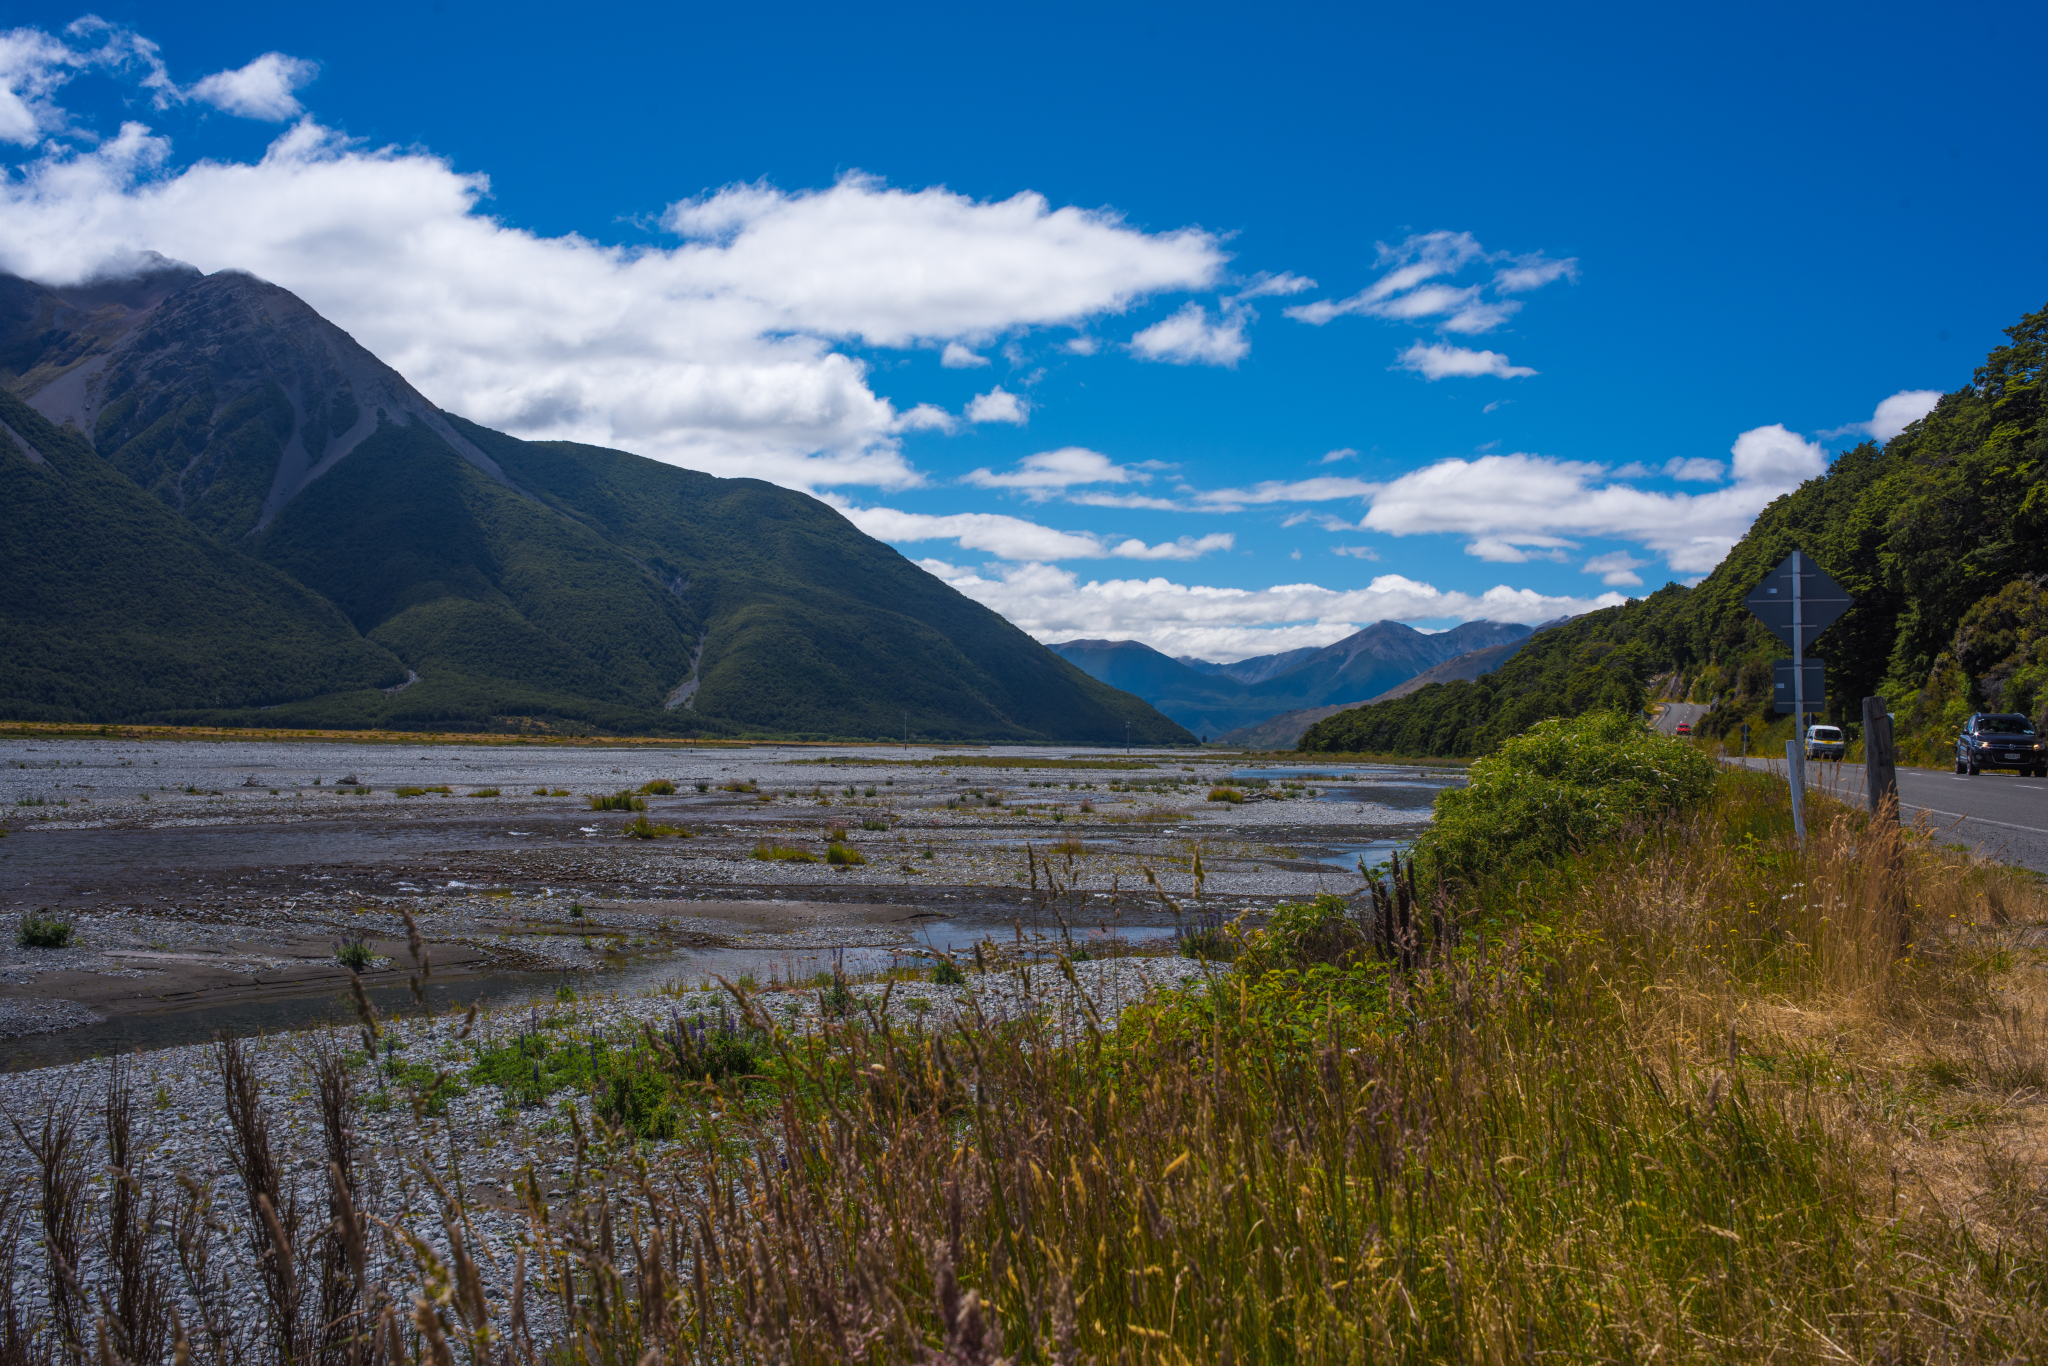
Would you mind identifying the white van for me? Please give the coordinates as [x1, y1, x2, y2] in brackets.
[1805, 724, 1846, 761]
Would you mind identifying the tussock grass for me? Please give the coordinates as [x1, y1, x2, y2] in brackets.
[587, 791, 646, 812]
[16, 910, 71, 948]
[751, 842, 817, 863]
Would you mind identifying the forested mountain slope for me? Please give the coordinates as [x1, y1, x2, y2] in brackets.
[1302, 300, 2047, 760]
[0, 264, 1189, 743]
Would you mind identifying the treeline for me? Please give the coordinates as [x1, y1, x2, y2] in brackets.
[1303, 299, 2047, 760]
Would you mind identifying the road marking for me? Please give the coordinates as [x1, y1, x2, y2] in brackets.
[1899, 804, 2048, 838]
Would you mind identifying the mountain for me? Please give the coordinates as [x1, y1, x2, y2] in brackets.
[0, 264, 1192, 744]
[1300, 297, 2048, 761]
[1175, 646, 1323, 686]
[1050, 619, 1533, 737]
[1215, 625, 1556, 749]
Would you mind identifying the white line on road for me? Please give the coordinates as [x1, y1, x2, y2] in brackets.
[1900, 804, 2048, 838]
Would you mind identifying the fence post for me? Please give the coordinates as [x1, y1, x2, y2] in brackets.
[1863, 696, 1898, 821]
[1785, 739, 1807, 844]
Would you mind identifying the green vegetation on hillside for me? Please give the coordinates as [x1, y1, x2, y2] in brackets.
[1305, 300, 2048, 763]
[0, 389, 404, 720]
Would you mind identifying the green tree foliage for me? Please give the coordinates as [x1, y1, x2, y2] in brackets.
[1303, 300, 2048, 761]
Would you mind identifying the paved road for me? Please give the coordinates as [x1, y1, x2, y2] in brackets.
[1728, 754, 2048, 873]
[1655, 702, 1711, 736]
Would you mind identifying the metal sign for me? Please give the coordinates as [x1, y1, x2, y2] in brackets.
[1745, 549, 1854, 733]
[1744, 551, 1853, 653]
[1773, 658, 1826, 714]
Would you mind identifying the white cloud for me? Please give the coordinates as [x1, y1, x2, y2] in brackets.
[1583, 551, 1646, 586]
[1108, 533, 1235, 560]
[1060, 335, 1099, 355]
[1194, 476, 1378, 509]
[894, 403, 958, 433]
[1065, 490, 1184, 510]
[0, 43, 1231, 490]
[1331, 544, 1380, 560]
[964, 386, 1030, 425]
[1821, 388, 1942, 443]
[830, 500, 1233, 563]
[188, 53, 317, 121]
[1319, 447, 1359, 464]
[1361, 428, 1828, 574]
[939, 340, 989, 368]
[1231, 271, 1316, 300]
[1394, 342, 1536, 380]
[0, 27, 78, 145]
[1286, 231, 1575, 334]
[921, 559, 1624, 660]
[1129, 301, 1249, 366]
[1663, 457, 1726, 481]
[964, 446, 1141, 496]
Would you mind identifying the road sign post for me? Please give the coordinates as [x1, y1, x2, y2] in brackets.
[1745, 550, 1854, 846]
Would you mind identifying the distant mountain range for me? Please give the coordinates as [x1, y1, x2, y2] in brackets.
[1050, 619, 1533, 740]
[0, 260, 1190, 743]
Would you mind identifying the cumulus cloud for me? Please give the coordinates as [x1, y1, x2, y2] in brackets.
[830, 501, 1233, 563]
[964, 447, 1147, 498]
[1331, 544, 1380, 560]
[1319, 447, 1359, 464]
[1360, 426, 1829, 573]
[1129, 301, 1250, 366]
[1286, 231, 1575, 335]
[922, 559, 1624, 660]
[1583, 551, 1646, 586]
[1060, 335, 1099, 355]
[188, 53, 317, 120]
[1395, 342, 1536, 381]
[894, 403, 958, 433]
[1821, 388, 1943, 443]
[964, 387, 1030, 425]
[939, 340, 989, 368]
[0, 38, 1231, 489]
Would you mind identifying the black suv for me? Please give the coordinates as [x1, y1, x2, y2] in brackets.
[1955, 713, 2046, 776]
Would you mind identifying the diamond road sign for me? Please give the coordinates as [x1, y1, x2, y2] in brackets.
[1773, 658, 1826, 714]
[1744, 550, 1853, 653]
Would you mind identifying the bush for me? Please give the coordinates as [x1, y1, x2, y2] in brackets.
[588, 792, 646, 812]
[1417, 710, 1719, 883]
[753, 843, 819, 863]
[826, 843, 868, 866]
[395, 786, 426, 797]
[467, 788, 501, 798]
[1207, 786, 1245, 804]
[625, 815, 692, 839]
[639, 780, 677, 795]
[860, 817, 889, 831]
[931, 959, 967, 985]
[17, 911, 72, 948]
[334, 936, 374, 970]
[1236, 895, 1365, 974]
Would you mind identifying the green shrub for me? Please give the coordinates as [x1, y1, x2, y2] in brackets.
[1417, 710, 1719, 883]
[17, 911, 72, 948]
[639, 779, 677, 795]
[825, 843, 867, 866]
[753, 843, 819, 863]
[625, 814, 692, 839]
[394, 786, 426, 797]
[467, 787, 501, 798]
[1207, 786, 1245, 803]
[334, 936, 374, 970]
[588, 792, 646, 812]
[1236, 896, 1364, 974]
[860, 817, 889, 831]
[931, 959, 967, 985]
[819, 978, 857, 1016]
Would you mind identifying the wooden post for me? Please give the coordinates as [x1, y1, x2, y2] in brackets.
[1785, 739, 1807, 844]
[1863, 696, 1898, 821]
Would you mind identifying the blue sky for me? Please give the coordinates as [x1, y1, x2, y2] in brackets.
[4, 1, 2044, 659]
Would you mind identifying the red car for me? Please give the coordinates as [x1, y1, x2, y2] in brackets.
[1674, 721, 1691, 735]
